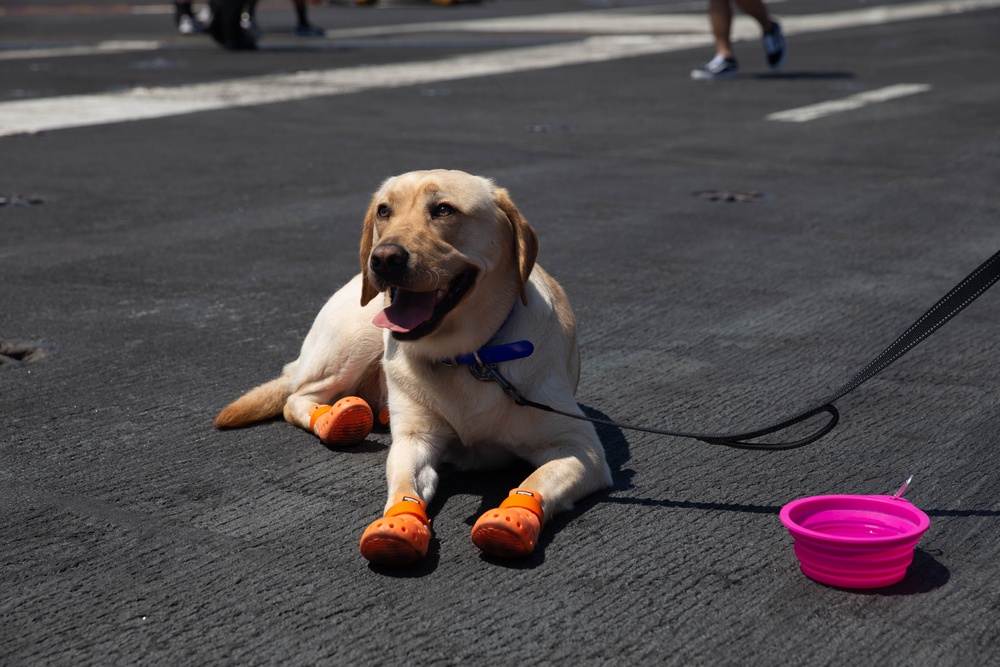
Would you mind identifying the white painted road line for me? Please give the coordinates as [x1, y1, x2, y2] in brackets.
[0, 34, 710, 137]
[323, 0, 1000, 39]
[0, 40, 163, 62]
[0, 0, 996, 137]
[766, 83, 933, 123]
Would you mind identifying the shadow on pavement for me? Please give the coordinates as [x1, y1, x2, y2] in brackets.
[753, 70, 856, 80]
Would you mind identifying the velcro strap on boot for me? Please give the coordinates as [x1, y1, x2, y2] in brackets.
[385, 496, 429, 525]
[309, 404, 332, 431]
[499, 488, 544, 522]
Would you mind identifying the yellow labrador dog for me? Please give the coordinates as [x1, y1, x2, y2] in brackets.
[215, 169, 611, 564]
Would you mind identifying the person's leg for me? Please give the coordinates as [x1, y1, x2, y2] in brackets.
[174, 1, 202, 34]
[691, 0, 740, 80]
[292, 0, 324, 36]
[732, 0, 775, 33]
[175, 0, 194, 18]
[708, 0, 735, 59]
[292, 0, 308, 27]
[734, 0, 785, 68]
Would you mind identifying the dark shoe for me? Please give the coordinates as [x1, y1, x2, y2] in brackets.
[763, 22, 786, 69]
[294, 23, 325, 37]
[691, 54, 739, 81]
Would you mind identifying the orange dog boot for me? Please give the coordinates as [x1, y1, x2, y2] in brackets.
[309, 397, 373, 446]
[471, 489, 543, 558]
[359, 495, 431, 565]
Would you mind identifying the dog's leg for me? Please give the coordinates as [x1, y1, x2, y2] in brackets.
[279, 274, 387, 446]
[359, 405, 455, 565]
[472, 432, 611, 558]
[283, 361, 385, 446]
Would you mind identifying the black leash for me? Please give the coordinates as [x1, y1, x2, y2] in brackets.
[470, 249, 1000, 451]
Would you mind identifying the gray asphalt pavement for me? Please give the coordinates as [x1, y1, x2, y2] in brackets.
[2, 0, 999, 664]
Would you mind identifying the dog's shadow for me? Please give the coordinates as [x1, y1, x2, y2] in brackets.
[414, 404, 635, 571]
[367, 407, 974, 591]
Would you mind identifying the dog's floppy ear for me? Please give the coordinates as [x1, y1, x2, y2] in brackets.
[359, 196, 380, 306]
[494, 187, 539, 306]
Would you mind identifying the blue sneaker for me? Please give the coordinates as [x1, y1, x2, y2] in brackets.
[763, 22, 786, 69]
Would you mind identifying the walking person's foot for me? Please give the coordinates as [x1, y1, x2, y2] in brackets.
[763, 22, 786, 69]
[691, 54, 739, 81]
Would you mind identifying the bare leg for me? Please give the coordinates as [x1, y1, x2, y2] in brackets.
[710, 0, 776, 59]
[733, 0, 776, 33]
[708, 0, 735, 58]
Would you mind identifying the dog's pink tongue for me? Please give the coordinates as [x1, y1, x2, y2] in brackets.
[372, 289, 437, 333]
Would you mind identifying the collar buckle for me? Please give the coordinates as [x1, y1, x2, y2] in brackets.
[468, 359, 528, 405]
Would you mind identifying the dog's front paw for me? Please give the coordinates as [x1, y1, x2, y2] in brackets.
[309, 397, 373, 446]
[471, 489, 543, 558]
[359, 496, 431, 565]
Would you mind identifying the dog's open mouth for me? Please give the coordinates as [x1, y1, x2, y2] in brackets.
[372, 269, 477, 340]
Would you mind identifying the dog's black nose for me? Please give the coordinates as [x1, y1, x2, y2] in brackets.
[370, 243, 409, 279]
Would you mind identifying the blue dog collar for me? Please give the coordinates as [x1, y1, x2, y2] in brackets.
[441, 340, 534, 366]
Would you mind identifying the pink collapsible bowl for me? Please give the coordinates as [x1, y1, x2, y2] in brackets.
[779, 494, 931, 589]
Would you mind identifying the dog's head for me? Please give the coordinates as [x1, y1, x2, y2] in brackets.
[359, 170, 538, 355]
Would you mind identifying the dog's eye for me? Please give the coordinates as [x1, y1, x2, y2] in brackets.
[376, 204, 390, 219]
[432, 203, 456, 218]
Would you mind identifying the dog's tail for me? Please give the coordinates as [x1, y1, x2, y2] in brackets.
[214, 377, 290, 428]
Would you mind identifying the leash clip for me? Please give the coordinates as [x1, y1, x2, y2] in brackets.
[469, 352, 528, 405]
